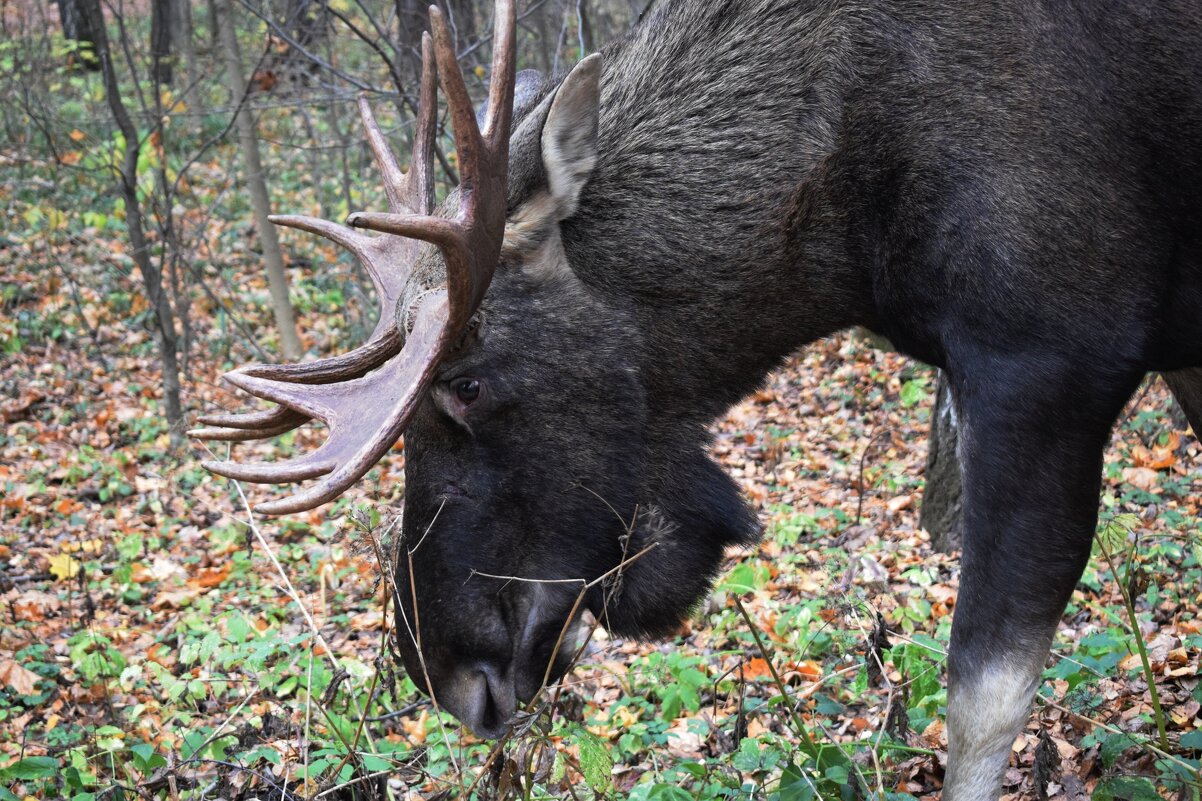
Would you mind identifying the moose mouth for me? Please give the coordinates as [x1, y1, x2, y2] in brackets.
[423, 601, 590, 739]
[440, 663, 519, 739]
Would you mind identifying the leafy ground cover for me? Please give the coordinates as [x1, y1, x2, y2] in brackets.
[3, 241, 1201, 799]
[2, 19, 1202, 800]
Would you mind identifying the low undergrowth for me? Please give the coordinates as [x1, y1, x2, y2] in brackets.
[3, 322, 1201, 800]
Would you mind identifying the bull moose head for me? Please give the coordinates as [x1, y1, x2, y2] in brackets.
[192, 0, 756, 737]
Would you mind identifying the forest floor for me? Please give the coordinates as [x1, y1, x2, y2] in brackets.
[5, 0, 1202, 796]
[3, 187, 1202, 801]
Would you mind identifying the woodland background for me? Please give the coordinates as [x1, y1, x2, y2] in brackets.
[0, 1, 1200, 799]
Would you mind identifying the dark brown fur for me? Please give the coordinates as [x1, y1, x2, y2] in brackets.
[393, 1, 1200, 795]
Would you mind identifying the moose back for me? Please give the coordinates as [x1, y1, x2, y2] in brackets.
[194, 1, 1202, 798]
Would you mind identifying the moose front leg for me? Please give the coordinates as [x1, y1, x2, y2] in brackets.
[940, 363, 1139, 801]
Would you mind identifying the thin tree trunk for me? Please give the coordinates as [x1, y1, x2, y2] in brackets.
[171, 0, 200, 110]
[447, 0, 477, 47]
[206, 0, 221, 48]
[397, 0, 429, 78]
[212, 0, 303, 360]
[577, 0, 594, 54]
[80, 0, 185, 445]
[533, 0, 551, 74]
[920, 370, 963, 551]
[151, 0, 174, 84]
[58, 0, 100, 69]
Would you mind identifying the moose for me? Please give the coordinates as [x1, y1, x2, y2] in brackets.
[192, 0, 1202, 797]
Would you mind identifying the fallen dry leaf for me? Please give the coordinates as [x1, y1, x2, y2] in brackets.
[47, 553, 81, 581]
[0, 658, 43, 695]
[1120, 466, 1159, 491]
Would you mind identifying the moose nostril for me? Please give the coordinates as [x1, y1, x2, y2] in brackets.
[478, 677, 504, 734]
[445, 664, 516, 739]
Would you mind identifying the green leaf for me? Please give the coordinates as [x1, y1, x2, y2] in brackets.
[0, 755, 60, 779]
[1099, 732, 1138, 767]
[1096, 513, 1138, 556]
[1093, 776, 1161, 801]
[676, 667, 709, 690]
[240, 745, 283, 765]
[899, 378, 928, 408]
[181, 729, 214, 760]
[1179, 730, 1202, 751]
[130, 742, 164, 772]
[572, 724, 613, 793]
[361, 754, 393, 772]
[660, 685, 682, 721]
[778, 760, 817, 801]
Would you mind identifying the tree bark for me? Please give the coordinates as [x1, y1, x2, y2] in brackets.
[80, 0, 185, 444]
[920, 370, 964, 551]
[57, 0, 100, 69]
[150, 0, 175, 84]
[171, 0, 200, 109]
[212, 0, 303, 360]
[397, 0, 430, 78]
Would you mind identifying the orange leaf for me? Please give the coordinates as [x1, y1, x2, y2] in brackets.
[0, 658, 42, 695]
[189, 564, 231, 588]
[818, 607, 841, 623]
[1121, 466, 1159, 491]
[1147, 446, 1177, 470]
[785, 660, 823, 681]
[744, 657, 772, 680]
[55, 498, 81, 515]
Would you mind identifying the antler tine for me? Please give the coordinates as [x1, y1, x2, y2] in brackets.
[269, 213, 373, 264]
[195, 0, 518, 514]
[203, 451, 336, 484]
[358, 97, 409, 215]
[357, 33, 438, 217]
[428, 6, 485, 172]
[479, 0, 517, 146]
[202, 293, 448, 513]
[190, 418, 308, 442]
[269, 214, 408, 338]
[351, 0, 516, 333]
[434, 0, 516, 330]
[196, 405, 302, 430]
[409, 32, 438, 216]
[191, 399, 309, 443]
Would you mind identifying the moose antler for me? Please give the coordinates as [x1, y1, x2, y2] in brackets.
[191, 0, 517, 515]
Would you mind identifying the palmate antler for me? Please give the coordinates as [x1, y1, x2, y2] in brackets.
[190, 0, 517, 515]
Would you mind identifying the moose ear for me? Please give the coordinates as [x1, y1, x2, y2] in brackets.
[541, 54, 602, 220]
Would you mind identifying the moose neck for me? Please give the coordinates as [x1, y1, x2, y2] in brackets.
[560, 0, 884, 427]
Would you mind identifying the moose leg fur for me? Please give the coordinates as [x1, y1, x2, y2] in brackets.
[1162, 368, 1202, 439]
[940, 361, 1140, 801]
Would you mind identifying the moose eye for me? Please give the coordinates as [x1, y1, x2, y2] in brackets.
[453, 378, 482, 405]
